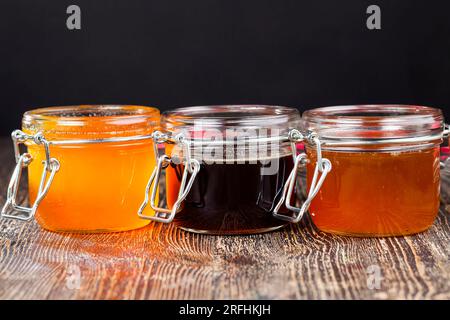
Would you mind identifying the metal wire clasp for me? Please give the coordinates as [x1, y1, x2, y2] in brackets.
[443, 123, 449, 139]
[138, 132, 200, 223]
[1, 130, 60, 221]
[273, 130, 332, 223]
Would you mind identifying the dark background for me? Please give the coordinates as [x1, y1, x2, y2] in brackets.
[1, 0, 449, 136]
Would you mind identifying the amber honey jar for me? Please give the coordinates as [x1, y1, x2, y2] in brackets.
[302, 105, 447, 237]
[138, 105, 316, 235]
[1, 105, 159, 233]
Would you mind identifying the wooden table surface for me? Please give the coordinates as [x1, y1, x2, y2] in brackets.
[0, 138, 449, 300]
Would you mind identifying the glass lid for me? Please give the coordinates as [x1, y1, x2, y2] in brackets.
[162, 105, 301, 162]
[302, 105, 444, 150]
[162, 105, 300, 133]
[22, 105, 160, 140]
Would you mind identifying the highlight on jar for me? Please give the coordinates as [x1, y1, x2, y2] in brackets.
[0, 105, 160, 233]
[302, 105, 448, 237]
[137, 105, 331, 235]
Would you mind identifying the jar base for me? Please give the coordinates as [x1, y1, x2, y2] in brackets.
[38, 220, 151, 234]
[177, 224, 287, 235]
[315, 225, 433, 238]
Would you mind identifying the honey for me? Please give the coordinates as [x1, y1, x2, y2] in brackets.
[302, 105, 444, 237]
[306, 147, 440, 236]
[166, 155, 294, 235]
[13, 105, 159, 233]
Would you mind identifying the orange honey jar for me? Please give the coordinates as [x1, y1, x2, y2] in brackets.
[302, 105, 446, 237]
[1, 105, 159, 233]
[137, 105, 307, 235]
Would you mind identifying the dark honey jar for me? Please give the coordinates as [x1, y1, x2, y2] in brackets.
[138, 105, 313, 235]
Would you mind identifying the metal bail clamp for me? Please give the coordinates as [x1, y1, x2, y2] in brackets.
[138, 132, 200, 223]
[443, 123, 449, 140]
[1, 130, 60, 221]
[273, 130, 332, 223]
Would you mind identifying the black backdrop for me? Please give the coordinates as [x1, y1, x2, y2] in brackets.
[1, 0, 449, 135]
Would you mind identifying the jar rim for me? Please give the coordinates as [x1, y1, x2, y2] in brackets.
[22, 105, 160, 140]
[302, 104, 445, 151]
[302, 104, 443, 126]
[24, 104, 159, 122]
[161, 105, 301, 161]
[162, 105, 300, 130]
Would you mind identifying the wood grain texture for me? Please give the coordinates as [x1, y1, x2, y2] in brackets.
[0, 138, 449, 300]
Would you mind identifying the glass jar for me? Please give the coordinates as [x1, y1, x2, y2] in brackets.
[442, 145, 450, 214]
[138, 105, 310, 235]
[302, 105, 446, 237]
[1, 105, 159, 233]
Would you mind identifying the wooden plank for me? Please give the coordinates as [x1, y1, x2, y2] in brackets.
[0, 138, 448, 300]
